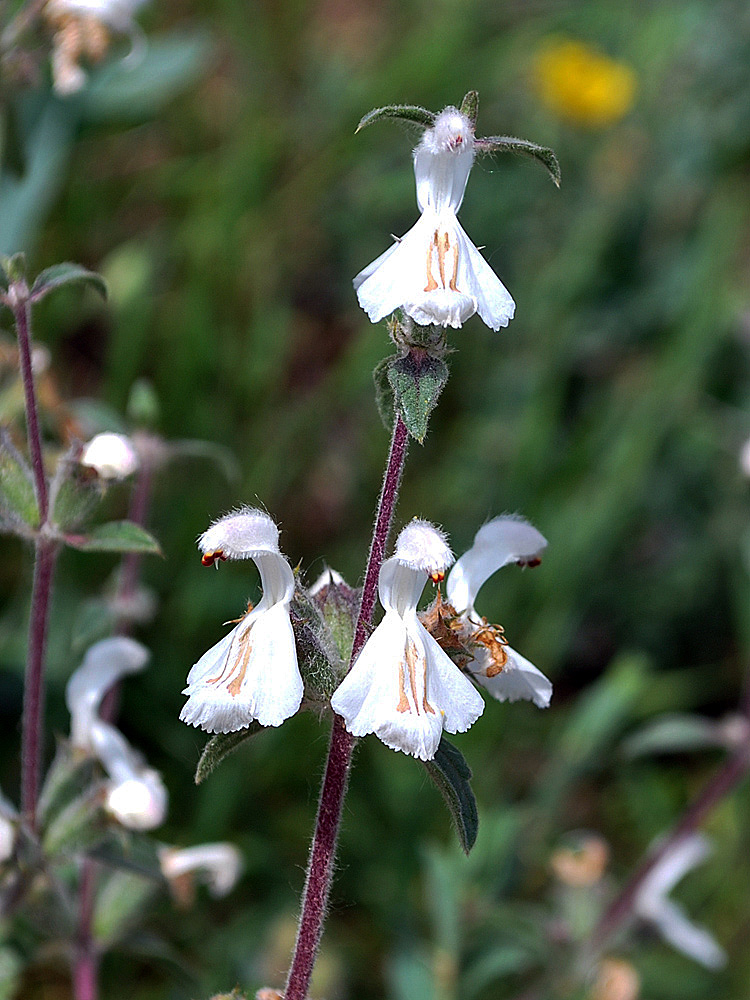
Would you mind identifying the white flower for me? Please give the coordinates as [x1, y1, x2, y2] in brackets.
[159, 843, 243, 898]
[331, 520, 484, 761]
[354, 107, 515, 331]
[80, 432, 139, 480]
[45, 0, 147, 34]
[66, 636, 149, 747]
[180, 508, 303, 733]
[0, 792, 17, 864]
[66, 637, 168, 830]
[446, 516, 551, 708]
[634, 834, 726, 969]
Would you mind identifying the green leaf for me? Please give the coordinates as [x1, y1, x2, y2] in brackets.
[42, 786, 104, 857]
[0, 947, 22, 1000]
[93, 869, 159, 946]
[63, 520, 162, 555]
[30, 262, 107, 302]
[0, 431, 38, 528]
[87, 829, 164, 879]
[422, 737, 478, 854]
[475, 136, 561, 187]
[388, 352, 449, 443]
[37, 740, 97, 827]
[82, 34, 212, 122]
[459, 90, 479, 127]
[195, 724, 265, 784]
[0, 253, 26, 284]
[373, 355, 396, 433]
[50, 455, 104, 532]
[622, 713, 726, 758]
[356, 104, 436, 133]
[290, 590, 343, 701]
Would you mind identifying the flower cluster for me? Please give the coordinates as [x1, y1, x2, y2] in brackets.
[181, 510, 551, 762]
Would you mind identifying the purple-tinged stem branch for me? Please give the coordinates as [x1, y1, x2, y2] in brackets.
[14, 290, 49, 522]
[20, 536, 58, 826]
[590, 739, 750, 952]
[284, 415, 409, 1000]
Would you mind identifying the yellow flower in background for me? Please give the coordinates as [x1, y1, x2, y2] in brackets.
[535, 38, 637, 127]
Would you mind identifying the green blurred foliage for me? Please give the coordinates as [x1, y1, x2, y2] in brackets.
[3, 0, 750, 996]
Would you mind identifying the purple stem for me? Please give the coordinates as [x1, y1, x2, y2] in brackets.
[12, 285, 57, 830]
[15, 291, 49, 521]
[20, 536, 57, 826]
[73, 862, 99, 1000]
[284, 415, 409, 1000]
[591, 740, 750, 951]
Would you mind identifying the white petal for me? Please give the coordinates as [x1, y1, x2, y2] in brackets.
[447, 516, 547, 614]
[159, 843, 243, 897]
[67, 637, 149, 749]
[413, 119, 475, 214]
[198, 507, 281, 561]
[107, 769, 168, 831]
[650, 899, 727, 969]
[419, 622, 484, 732]
[80, 433, 139, 480]
[332, 612, 444, 761]
[354, 215, 435, 324]
[181, 602, 302, 732]
[637, 834, 712, 907]
[470, 644, 552, 708]
[454, 222, 515, 331]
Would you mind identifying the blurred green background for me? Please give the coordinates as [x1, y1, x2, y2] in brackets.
[3, 0, 750, 996]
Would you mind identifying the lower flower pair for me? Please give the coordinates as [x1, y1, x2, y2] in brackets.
[180, 508, 551, 762]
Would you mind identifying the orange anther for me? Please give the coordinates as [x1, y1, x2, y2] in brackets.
[430, 571, 445, 583]
[201, 549, 227, 567]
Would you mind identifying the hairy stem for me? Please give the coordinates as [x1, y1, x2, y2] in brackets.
[14, 292, 49, 522]
[284, 415, 409, 1000]
[20, 537, 58, 826]
[590, 740, 750, 952]
[73, 862, 99, 1000]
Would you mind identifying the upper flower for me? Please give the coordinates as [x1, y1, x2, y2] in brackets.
[159, 842, 243, 899]
[354, 107, 515, 332]
[180, 508, 303, 733]
[66, 637, 168, 830]
[444, 516, 552, 708]
[331, 520, 484, 761]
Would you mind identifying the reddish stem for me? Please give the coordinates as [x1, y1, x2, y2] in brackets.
[14, 290, 49, 521]
[284, 416, 409, 1000]
[591, 740, 750, 951]
[20, 536, 58, 827]
[73, 862, 99, 1000]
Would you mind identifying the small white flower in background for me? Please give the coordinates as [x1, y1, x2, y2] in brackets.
[331, 519, 484, 761]
[159, 843, 243, 898]
[309, 565, 346, 596]
[445, 515, 552, 708]
[44, 0, 148, 95]
[180, 508, 303, 733]
[0, 792, 18, 864]
[634, 833, 726, 969]
[354, 107, 515, 331]
[80, 432, 139, 480]
[66, 637, 168, 831]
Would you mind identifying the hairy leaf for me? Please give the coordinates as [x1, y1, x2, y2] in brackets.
[388, 353, 449, 443]
[0, 431, 38, 528]
[459, 90, 479, 127]
[30, 262, 107, 302]
[195, 724, 265, 784]
[63, 520, 162, 555]
[356, 104, 436, 133]
[422, 737, 478, 854]
[475, 136, 561, 187]
[373, 355, 396, 433]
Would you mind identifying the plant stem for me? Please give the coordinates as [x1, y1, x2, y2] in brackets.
[14, 292, 49, 522]
[13, 285, 57, 830]
[20, 536, 57, 826]
[284, 415, 409, 1000]
[73, 861, 99, 1000]
[590, 739, 750, 952]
